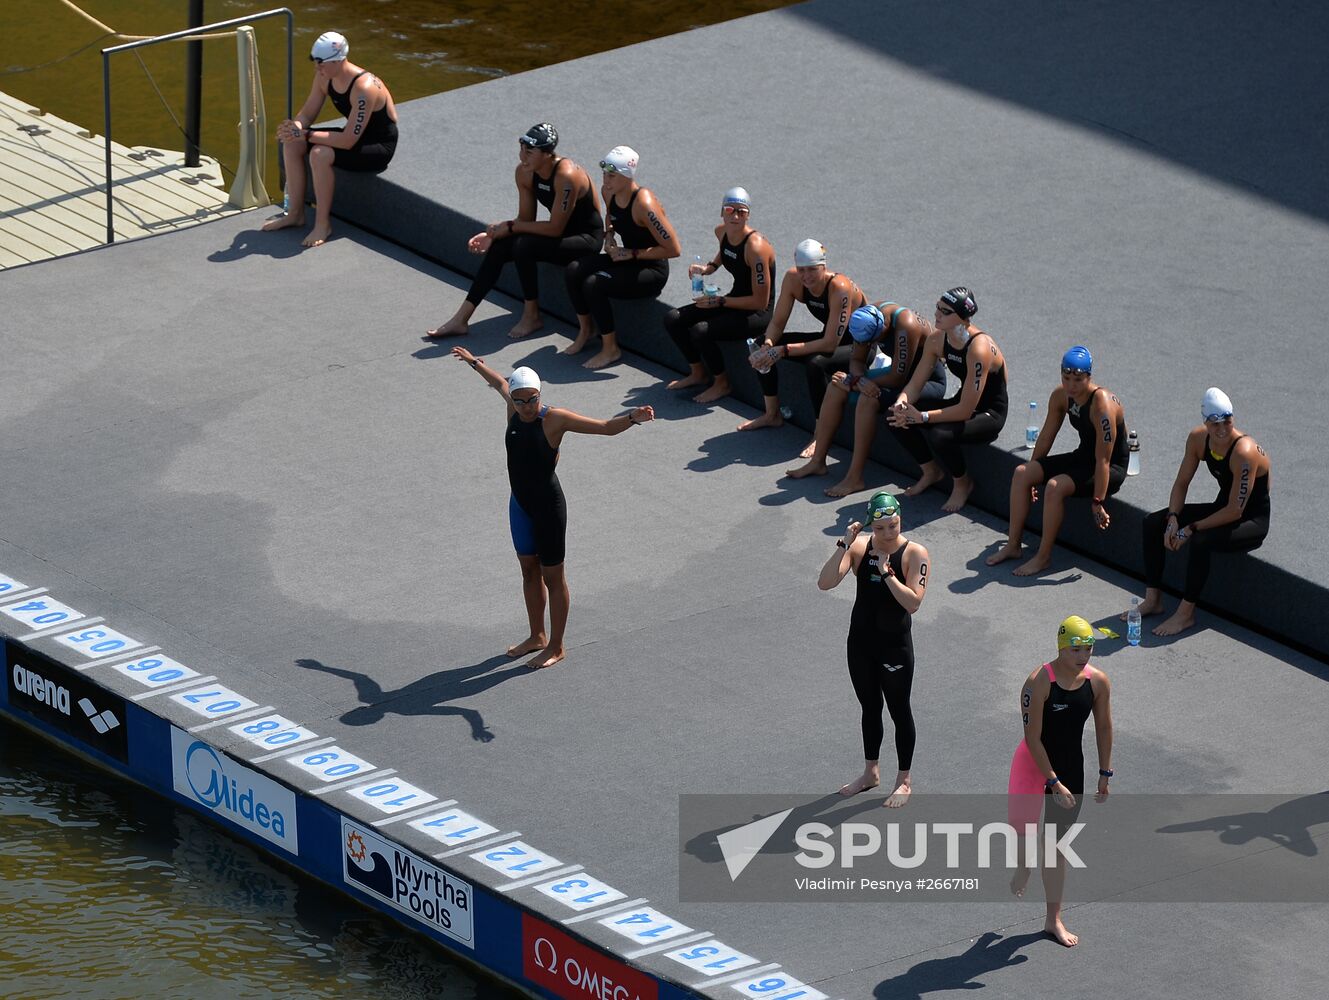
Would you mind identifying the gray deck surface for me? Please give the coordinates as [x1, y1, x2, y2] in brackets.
[330, 0, 1329, 653]
[2, 210, 1327, 999]
[5, 1, 1329, 997]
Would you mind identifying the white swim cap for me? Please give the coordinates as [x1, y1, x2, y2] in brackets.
[794, 239, 827, 267]
[311, 31, 349, 62]
[508, 367, 541, 393]
[1201, 387, 1233, 423]
[722, 186, 751, 209]
[599, 146, 638, 179]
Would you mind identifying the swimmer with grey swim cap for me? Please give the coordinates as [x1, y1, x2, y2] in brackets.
[310, 31, 348, 62]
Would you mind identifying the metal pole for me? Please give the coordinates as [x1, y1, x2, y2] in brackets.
[103, 51, 114, 243]
[184, 0, 204, 167]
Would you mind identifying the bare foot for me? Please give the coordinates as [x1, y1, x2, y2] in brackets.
[883, 777, 911, 808]
[1044, 916, 1078, 948]
[1009, 868, 1032, 898]
[942, 476, 974, 513]
[903, 468, 944, 498]
[786, 459, 827, 479]
[694, 381, 731, 404]
[1012, 554, 1052, 577]
[798, 439, 817, 459]
[506, 635, 546, 658]
[584, 348, 621, 369]
[426, 319, 468, 339]
[738, 411, 784, 431]
[528, 647, 566, 669]
[667, 373, 709, 391]
[261, 212, 304, 231]
[985, 543, 1023, 567]
[824, 476, 867, 498]
[1152, 610, 1196, 636]
[508, 318, 544, 339]
[301, 224, 332, 248]
[1121, 596, 1165, 619]
[838, 769, 880, 797]
[562, 333, 592, 355]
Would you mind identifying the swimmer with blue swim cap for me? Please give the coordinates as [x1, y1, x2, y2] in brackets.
[987, 343, 1129, 575]
[663, 185, 776, 403]
[787, 298, 944, 497]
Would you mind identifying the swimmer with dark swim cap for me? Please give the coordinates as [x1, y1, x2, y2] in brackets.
[663, 186, 776, 403]
[987, 345, 1130, 574]
[741, 240, 868, 439]
[888, 287, 1010, 513]
[451, 344, 654, 668]
[428, 123, 604, 340]
[1128, 387, 1271, 636]
[787, 301, 947, 496]
[264, 31, 399, 248]
[818, 491, 932, 808]
[1007, 614, 1114, 947]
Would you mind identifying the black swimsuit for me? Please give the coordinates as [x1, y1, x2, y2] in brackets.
[505, 408, 567, 566]
[533, 161, 604, 239]
[1039, 387, 1129, 496]
[324, 71, 398, 173]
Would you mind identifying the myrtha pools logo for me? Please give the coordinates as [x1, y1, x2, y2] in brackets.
[341, 819, 474, 948]
[170, 726, 299, 855]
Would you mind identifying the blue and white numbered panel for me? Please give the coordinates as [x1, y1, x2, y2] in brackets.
[532, 873, 627, 913]
[0, 596, 82, 630]
[0, 573, 28, 597]
[664, 940, 758, 978]
[170, 684, 258, 720]
[408, 808, 498, 848]
[730, 973, 827, 1000]
[285, 746, 374, 783]
[345, 778, 436, 815]
[597, 907, 694, 946]
[229, 714, 319, 752]
[110, 654, 200, 689]
[53, 625, 142, 659]
[469, 840, 560, 879]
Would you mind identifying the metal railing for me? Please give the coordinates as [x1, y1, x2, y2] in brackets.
[101, 8, 294, 244]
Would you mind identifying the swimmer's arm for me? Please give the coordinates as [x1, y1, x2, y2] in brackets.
[629, 191, 682, 260]
[818, 527, 866, 590]
[512, 163, 573, 237]
[719, 235, 773, 312]
[1192, 437, 1261, 530]
[310, 79, 374, 149]
[543, 407, 652, 440]
[1090, 393, 1119, 505]
[1020, 673, 1057, 779]
[874, 310, 915, 391]
[845, 341, 871, 380]
[1031, 388, 1066, 462]
[762, 272, 800, 345]
[887, 328, 940, 406]
[453, 349, 513, 409]
[928, 334, 997, 423]
[890, 542, 929, 613]
[1090, 668, 1113, 774]
[1166, 428, 1206, 520]
[291, 75, 327, 129]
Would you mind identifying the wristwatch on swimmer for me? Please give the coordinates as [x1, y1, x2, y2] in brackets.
[1045, 776, 1061, 790]
[1099, 768, 1114, 779]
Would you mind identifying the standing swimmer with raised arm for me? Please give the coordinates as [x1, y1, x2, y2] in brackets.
[452, 346, 654, 668]
[818, 492, 930, 807]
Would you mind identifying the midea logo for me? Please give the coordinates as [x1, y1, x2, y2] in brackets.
[184, 741, 228, 807]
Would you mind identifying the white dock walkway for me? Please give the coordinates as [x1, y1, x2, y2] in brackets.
[0, 89, 239, 269]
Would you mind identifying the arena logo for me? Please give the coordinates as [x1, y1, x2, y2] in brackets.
[170, 726, 298, 855]
[4, 644, 129, 763]
[11, 663, 71, 714]
[341, 819, 474, 948]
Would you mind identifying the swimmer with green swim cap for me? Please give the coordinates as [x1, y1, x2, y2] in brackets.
[818, 488, 931, 809]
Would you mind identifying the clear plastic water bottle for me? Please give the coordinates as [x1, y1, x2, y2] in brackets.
[691, 255, 705, 298]
[1127, 597, 1141, 646]
[747, 337, 772, 375]
[1025, 401, 1039, 449]
[282, 190, 289, 212]
[1127, 430, 1141, 476]
[780, 404, 794, 420]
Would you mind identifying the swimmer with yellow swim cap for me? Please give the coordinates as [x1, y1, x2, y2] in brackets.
[1006, 614, 1114, 947]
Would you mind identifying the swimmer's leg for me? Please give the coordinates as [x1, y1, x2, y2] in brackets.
[508, 553, 548, 657]
[1014, 473, 1074, 575]
[528, 563, 568, 668]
